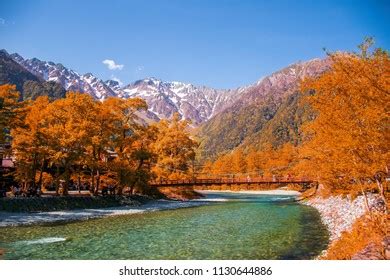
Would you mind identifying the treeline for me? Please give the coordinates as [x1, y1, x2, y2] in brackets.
[0, 86, 197, 195]
[204, 39, 389, 208]
[202, 143, 298, 177]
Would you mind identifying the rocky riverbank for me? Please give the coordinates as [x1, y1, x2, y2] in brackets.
[302, 194, 382, 241]
[0, 199, 209, 227]
[302, 193, 388, 259]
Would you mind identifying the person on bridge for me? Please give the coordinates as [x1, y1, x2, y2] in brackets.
[246, 175, 251, 182]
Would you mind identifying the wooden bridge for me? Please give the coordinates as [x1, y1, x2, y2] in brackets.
[150, 177, 317, 190]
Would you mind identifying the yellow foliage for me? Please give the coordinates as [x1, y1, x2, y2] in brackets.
[0, 84, 23, 145]
[323, 213, 388, 259]
[204, 39, 389, 205]
[151, 113, 198, 180]
[298, 39, 389, 196]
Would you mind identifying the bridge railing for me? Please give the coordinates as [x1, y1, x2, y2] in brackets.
[150, 176, 314, 186]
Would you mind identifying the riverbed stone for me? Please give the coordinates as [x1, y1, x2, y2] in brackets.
[351, 241, 386, 260]
[382, 236, 390, 260]
[302, 194, 382, 242]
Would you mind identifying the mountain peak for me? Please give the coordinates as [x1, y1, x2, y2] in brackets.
[133, 77, 163, 87]
[105, 79, 120, 87]
[0, 49, 9, 56]
[83, 72, 94, 78]
[10, 53, 116, 100]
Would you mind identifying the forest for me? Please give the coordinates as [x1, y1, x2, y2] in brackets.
[0, 88, 197, 196]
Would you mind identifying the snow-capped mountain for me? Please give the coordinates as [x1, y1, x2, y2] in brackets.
[105, 79, 122, 94]
[110, 77, 243, 125]
[10, 52, 245, 125]
[10, 53, 116, 100]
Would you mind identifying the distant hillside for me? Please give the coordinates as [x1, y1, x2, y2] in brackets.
[0, 49, 41, 91]
[197, 58, 330, 159]
[238, 91, 312, 152]
[0, 50, 65, 100]
[11, 52, 116, 100]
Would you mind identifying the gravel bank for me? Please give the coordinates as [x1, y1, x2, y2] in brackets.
[301, 193, 381, 242]
[0, 199, 208, 227]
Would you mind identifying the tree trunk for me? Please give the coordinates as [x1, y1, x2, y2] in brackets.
[55, 166, 60, 195]
[117, 185, 123, 196]
[63, 166, 70, 196]
[375, 178, 388, 214]
[78, 174, 81, 194]
[360, 184, 371, 213]
[95, 169, 100, 196]
[116, 169, 125, 195]
[31, 153, 38, 191]
[37, 158, 45, 190]
[91, 168, 95, 194]
[129, 184, 134, 195]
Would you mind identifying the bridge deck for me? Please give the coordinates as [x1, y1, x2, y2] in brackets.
[150, 177, 316, 188]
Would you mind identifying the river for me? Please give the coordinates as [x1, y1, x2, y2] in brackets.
[0, 191, 329, 259]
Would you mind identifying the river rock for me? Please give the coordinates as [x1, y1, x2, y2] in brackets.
[351, 237, 390, 260]
[301, 193, 382, 242]
[383, 236, 390, 260]
[370, 197, 387, 213]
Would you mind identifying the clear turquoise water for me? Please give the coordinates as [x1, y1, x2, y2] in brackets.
[0, 192, 329, 259]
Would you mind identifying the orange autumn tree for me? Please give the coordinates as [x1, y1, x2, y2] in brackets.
[298, 38, 389, 209]
[211, 149, 248, 177]
[42, 93, 97, 195]
[200, 159, 214, 178]
[246, 148, 262, 176]
[82, 97, 118, 195]
[203, 143, 299, 179]
[231, 149, 247, 175]
[212, 153, 233, 176]
[0, 84, 24, 147]
[102, 97, 152, 195]
[11, 96, 50, 190]
[152, 113, 198, 180]
[259, 143, 299, 177]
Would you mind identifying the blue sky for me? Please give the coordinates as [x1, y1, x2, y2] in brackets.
[0, 0, 388, 89]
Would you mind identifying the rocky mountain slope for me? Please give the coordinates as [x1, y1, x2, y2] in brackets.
[0, 50, 66, 100]
[197, 58, 331, 158]
[10, 53, 116, 100]
[114, 77, 244, 125]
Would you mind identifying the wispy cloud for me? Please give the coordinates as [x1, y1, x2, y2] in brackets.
[0, 18, 15, 26]
[102, 59, 124, 70]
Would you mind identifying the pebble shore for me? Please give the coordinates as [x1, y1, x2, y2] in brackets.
[0, 199, 208, 227]
[301, 193, 380, 242]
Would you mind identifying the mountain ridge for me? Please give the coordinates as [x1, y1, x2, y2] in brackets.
[8, 51, 247, 125]
[0, 50, 66, 100]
